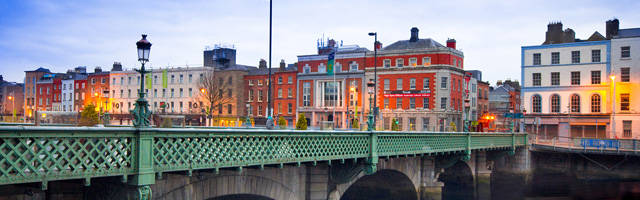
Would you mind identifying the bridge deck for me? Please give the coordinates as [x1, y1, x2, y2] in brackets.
[0, 126, 526, 187]
[530, 135, 640, 156]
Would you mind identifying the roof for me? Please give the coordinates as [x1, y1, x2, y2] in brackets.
[247, 68, 270, 76]
[217, 64, 255, 72]
[25, 67, 51, 73]
[382, 38, 445, 50]
[616, 28, 640, 38]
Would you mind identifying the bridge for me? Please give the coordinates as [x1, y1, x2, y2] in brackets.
[0, 126, 526, 200]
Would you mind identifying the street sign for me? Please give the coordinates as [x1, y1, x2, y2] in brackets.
[502, 113, 524, 118]
[503, 113, 512, 118]
[514, 113, 524, 118]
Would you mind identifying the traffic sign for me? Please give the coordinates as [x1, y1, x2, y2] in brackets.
[514, 113, 524, 118]
[503, 113, 512, 118]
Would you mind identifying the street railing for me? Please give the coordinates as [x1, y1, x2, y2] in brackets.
[0, 126, 526, 186]
[530, 133, 640, 152]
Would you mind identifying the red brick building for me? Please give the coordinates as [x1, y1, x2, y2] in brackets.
[52, 77, 62, 111]
[86, 67, 111, 113]
[35, 74, 55, 112]
[273, 60, 297, 127]
[245, 60, 270, 125]
[24, 67, 51, 122]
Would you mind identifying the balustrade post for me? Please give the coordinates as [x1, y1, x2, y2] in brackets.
[363, 132, 378, 175]
[130, 129, 155, 199]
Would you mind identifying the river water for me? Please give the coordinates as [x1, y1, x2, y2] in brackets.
[491, 172, 640, 200]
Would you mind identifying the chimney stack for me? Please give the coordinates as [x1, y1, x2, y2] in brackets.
[410, 27, 419, 42]
[94, 67, 102, 73]
[446, 38, 457, 49]
[279, 59, 286, 72]
[259, 59, 267, 69]
[606, 18, 620, 39]
[111, 62, 123, 71]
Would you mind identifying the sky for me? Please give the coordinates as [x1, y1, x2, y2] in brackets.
[1, 0, 639, 85]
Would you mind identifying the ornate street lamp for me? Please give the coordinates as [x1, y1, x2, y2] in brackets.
[464, 98, 470, 132]
[131, 34, 152, 127]
[367, 81, 375, 131]
[368, 32, 378, 129]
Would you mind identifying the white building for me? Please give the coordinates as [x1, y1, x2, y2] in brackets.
[109, 66, 213, 115]
[522, 19, 640, 139]
[610, 25, 640, 138]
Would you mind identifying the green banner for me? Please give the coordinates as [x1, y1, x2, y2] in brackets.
[162, 68, 168, 88]
[327, 51, 335, 76]
[146, 69, 152, 89]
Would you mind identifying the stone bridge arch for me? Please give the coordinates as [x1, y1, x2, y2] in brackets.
[330, 157, 421, 200]
[151, 167, 305, 200]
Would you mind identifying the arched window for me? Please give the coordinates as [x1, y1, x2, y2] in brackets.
[591, 94, 601, 113]
[532, 95, 541, 113]
[571, 94, 580, 113]
[551, 95, 560, 113]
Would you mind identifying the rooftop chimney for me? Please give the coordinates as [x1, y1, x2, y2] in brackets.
[606, 18, 619, 39]
[259, 59, 267, 69]
[111, 62, 123, 71]
[94, 67, 102, 73]
[410, 27, 419, 42]
[497, 80, 503, 86]
[279, 59, 286, 72]
[446, 38, 457, 49]
[544, 21, 565, 44]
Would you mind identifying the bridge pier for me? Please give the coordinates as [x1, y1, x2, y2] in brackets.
[474, 151, 491, 200]
[419, 156, 444, 200]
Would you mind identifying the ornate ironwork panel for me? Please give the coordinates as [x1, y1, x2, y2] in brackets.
[0, 127, 136, 185]
[377, 133, 467, 156]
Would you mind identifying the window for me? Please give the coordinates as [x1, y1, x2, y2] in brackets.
[154, 89, 158, 97]
[422, 118, 430, 131]
[120, 90, 123, 98]
[318, 64, 326, 73]
[384, 98, 389, 109]
[278, 88, 282, 98]
[397, 118, 403, 131]
[532, 73, 541, 86]
[592, 50, 601, 62]
[303, 82, 310, 106]
[409, 98, 415, 109]
[200, 74, 204, 83]
[591, 71, 601, 84]
[288, 103, 292, 114]
[128, 77, 132, 85]
[570, 94, 580, 113]
[162, 89, 166, 97]
[396, 79, 403, 90]
[171, 89, 174, 98]
[441, 77, 448, 89]
[621, 93, 630, 111]
[571, 71, 580, 85]
[384, 59, 391, 68]
[248, 90, 254, 102]
[621, 46, 630, 58]
[409, 118, 416, 131]
[258, 80, 263, 86]
[384, 79, 390, 90]
[551, 94, 560, 113]
[621, 68, 630, 82]
[288, 88, 292, 97]
[396, 98, 402, 109]
[350, 63, 358, 71]
[92, 78, 96, 84]
[277, 103, 282, 114]
[550, 72, 560, 86]
[440, 98, 447, 110]
[423, 97, 429, 109]
[154, 76, 157, 84]
[179, 75, 183, 83]
[533, 53, 541, 65]
[288, 76, 292, 83]
[128, 90, 131, 98]
[304, 65, 310, 74]
[410, 78, 416, 89]
[552, 52, 560, 64]
[591, 94, 601, 113]
[228, 104, 232, 114]
[258, 106, 264, 116]
[189, 74, 193, 83]
[384, 117, 390, 130]
[409, 58, 417, 67]
[249, 80, 254, 86]
[219, 78, 224, 85]
[248, 105, 253, 116]
[571, 51, 580, 63]
[396, 59, 404, 67]
[623, 121, 632, 138]
[423, 78, 430, 89]
[423, 57, 431, 66]
[278, 77, 282, 84]
[228, 77, 233, 85]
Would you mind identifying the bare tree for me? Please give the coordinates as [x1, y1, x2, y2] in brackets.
[195, 71, 237, 126]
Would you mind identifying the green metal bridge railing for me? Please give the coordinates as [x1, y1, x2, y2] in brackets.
[0, 126, 526, 189]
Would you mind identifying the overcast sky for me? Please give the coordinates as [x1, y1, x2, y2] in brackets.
[1, 0, 639, 85]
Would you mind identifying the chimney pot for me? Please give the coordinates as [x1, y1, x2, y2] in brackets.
[410, 27, 419, 42]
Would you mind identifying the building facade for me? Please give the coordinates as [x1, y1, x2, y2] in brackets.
[520, 20, 639, 138]
[24, 67, 51, 122]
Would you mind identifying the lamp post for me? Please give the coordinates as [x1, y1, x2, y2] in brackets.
[103, 89, 110, 125]
[131, 34, 152, 128]
[367, 81, 375, 131]
[8, 93, 14, 121]
[464, 98, 470, 132]
[522, 108, 527, 133]
[611, 74, 616, 138]
[95, 91, 101, 124]
[368, 32, 378, 129]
